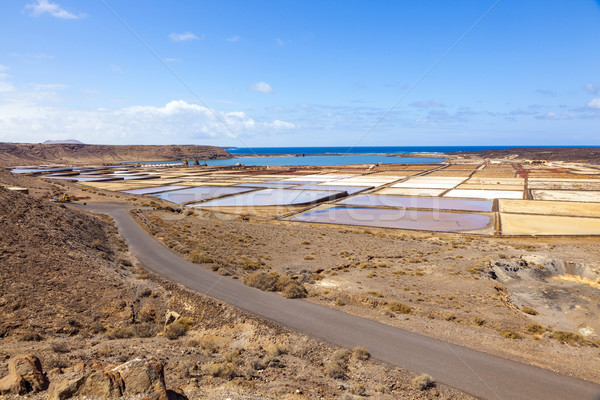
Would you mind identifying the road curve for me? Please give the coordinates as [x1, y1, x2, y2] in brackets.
[83, 202, 600, 400]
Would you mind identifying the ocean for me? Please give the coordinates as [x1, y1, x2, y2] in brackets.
[225, 145, 571, 155]
[143, 146, 596, 167]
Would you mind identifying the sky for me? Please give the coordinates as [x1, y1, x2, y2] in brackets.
[0, 0, 599, 147]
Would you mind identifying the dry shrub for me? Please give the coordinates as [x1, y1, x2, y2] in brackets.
[281, 282, 308, 299]
[522, 306, 538, 315]
[106, 326, 134, 340]
[353, 347, 370, 361]
[133, 322, 157, 338]
[165, 323, 187, 340]
[324, 361, 347, 380]
[205, 362, 239, 379]
[388, 302, 412, 314]
[240, 259, 265, 271]
[412, 373, 435, 390]
[551, 330, 586, 345]
[189, 335, 220, 355]
[472, 317, 486, 326]
[526, 323, 545, 334]
[190, 251, 214, 264]
[325, 349, 351, 379]
[244, 271, 280, 291]
[266, 342, 287, 356]
[138, 305, 157, 322]
[500, 330, 523, 340]
[164, 317, 193, 340]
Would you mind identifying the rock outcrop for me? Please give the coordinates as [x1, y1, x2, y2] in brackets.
[0, 354, 49, 395]
[47, 357, 168, 400]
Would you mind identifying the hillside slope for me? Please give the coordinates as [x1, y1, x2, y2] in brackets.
[0, 143, 231, 166]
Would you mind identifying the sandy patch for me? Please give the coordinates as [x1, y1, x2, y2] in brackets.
[500, 213, 600, 235]
[499, 199, 600, 217]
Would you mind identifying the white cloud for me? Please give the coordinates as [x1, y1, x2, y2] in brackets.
[584, 83, 598, 94]
[587, 98, 600, 110]
[0, 100, 294, 144]
[25, 0, 85, 19]
[248, 81, 274, 94]
[410, 98, 444, 108]
[169, 32, 202, 42]
[275, 38, 285, 46]
[226, 36, 240, 42]
[539, 111, 578, 120]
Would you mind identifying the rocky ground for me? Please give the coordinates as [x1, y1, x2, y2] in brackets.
[0, 143, 231, 166]
[0, 169, 472, 399]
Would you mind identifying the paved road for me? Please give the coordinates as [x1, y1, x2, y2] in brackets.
[83, 203, 600, 400]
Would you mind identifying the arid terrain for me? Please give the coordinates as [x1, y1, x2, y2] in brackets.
[451, 146, 600, 164]
[0, 143, 231, 167]
[133, 206, 600, 383]
[0, 168, 472, 399]
[3, 146, 600, 398]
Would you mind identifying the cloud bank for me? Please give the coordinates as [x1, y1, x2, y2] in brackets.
[0, 99, 294, 144]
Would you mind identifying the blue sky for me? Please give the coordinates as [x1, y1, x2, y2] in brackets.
[0, 0, 599, 146]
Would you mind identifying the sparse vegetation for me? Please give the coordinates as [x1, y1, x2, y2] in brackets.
[106, 326, 135, 340]
[526, 323, 545, 334]
[164, 317, 193, 340]
[412, 373, 435, 390]
[205, 362, 239, 379]
[189, 250, 214, 264]
[522, 306, 539, 315]
[353, 347, 371, 361]
[388, 302, 413, 314]
[500, 330, 523, 340]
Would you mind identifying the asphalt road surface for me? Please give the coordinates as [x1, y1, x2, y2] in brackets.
[82, 202, 600, 400]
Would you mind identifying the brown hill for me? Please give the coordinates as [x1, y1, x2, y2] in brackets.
[0, 143, 231, 166]
[0, 185, 140, 338]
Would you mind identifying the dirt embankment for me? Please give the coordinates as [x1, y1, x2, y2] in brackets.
[450, 147, 600, 164]
[0, 143, 231, 166]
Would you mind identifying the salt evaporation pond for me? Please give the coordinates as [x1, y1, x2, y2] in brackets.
[339, 195, 493, 212]
[290, 185, 372, 195]
[153, 186, 255, 204]
[291, 206, 491, 232]
[122, 185, 189, 195]
[234, 183, 299, 189]
[188, 188, 347, 207]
